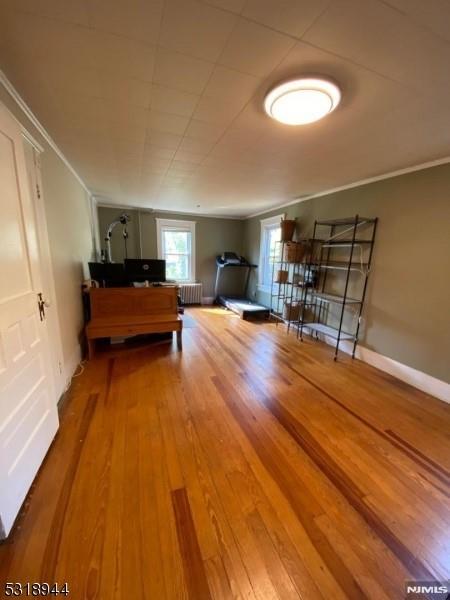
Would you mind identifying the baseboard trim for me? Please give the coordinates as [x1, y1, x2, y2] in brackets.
[62, 344, 82, 395]
[0, 516, 6, 540]
[201, 297, 214, 305]
[312, 333, 450, 404]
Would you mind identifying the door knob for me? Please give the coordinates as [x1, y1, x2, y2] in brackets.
[37, 293, 49, 320]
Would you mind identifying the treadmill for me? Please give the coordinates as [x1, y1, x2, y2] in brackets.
[215, 253, 269, 319]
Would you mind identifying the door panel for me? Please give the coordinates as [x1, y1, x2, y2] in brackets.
[1, 133, 32, 299]
[0, 103, 58, 537]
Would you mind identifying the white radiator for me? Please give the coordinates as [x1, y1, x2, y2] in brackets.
[179, 283, 203, 305]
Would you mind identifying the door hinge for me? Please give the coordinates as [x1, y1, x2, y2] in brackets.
[36, 183, 41, 199]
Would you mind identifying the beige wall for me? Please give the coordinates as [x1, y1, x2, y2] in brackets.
[40, 152, 93, 366]
[0, 88, 94, 388]
[97, 206, 244, 297]
[244, 164, 450, 384]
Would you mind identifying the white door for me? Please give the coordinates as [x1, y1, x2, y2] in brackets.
[23, 138, 65, 399]
[0, 103, 59, 538]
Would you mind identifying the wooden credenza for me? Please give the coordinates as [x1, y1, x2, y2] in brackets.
[85, 286, 182, 358]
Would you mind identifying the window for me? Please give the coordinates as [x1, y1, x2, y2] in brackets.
[156, 218, 196, 282]
[258, 214, 284, 292]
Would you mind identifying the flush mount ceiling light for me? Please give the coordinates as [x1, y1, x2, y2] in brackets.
[264, 77, 341, 125]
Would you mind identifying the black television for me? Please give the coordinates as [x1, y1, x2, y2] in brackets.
[88, 262, 128, 287]
[124, 259, 166, 283]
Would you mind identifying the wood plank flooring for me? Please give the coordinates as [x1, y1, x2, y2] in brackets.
[1, 307, 449, 599]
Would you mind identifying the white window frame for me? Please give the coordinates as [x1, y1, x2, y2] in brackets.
[156, 218, 196, 282]
[258, 213, 284, 293]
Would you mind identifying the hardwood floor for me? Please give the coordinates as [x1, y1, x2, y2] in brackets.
[1, 307, 449, 599]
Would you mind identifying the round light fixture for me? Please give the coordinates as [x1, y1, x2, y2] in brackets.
[264, 77, 341, 125]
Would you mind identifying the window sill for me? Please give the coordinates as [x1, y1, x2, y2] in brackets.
[257, 284, 272, 294]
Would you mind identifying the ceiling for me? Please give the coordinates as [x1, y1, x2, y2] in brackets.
[1, 0, 450, 217]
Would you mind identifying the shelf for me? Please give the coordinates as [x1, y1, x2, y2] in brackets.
[315, 217, 376, 226]
[272, 281, 316, 288]
[273, 260, 308, 265]
[301, 323, 354, 340]
[270, 312, 288, 324]
[270, 216, 376, 359]
[312, 292, 361, 305]
[321, 240, 372, 248]
[310, 261, 368, 271]
[270, 313, 306, 326]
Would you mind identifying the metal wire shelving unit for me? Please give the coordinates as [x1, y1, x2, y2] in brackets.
[297, 215, 378, 360]
[269, 239, 317, 332]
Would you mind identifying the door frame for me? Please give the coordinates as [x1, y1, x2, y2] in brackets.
[20, 124, 65, 402]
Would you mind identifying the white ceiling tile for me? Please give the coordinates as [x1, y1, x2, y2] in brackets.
[49, 94, 110, 133]
[150, 85, 200, 117]
[162, 175, 188, 186]
[173, 150, 207, 164]
[51, 66, 104, 99]
[184, 119, 226, 142]
[193, 94, 246, 126]
[83, 31, 156, 81]
[382, 0, 450, 42]
[113, 139, 144, 159]
[141, 157, 172, 170]
[168, 161, 197, 173]
[303, 0, 450, 90]
[159, 0, 237, 61]
[242, 0, 329, 39]
[143, 163, 171, 175]
[153, 48, 215, 94]
[108, 124, 147, 144]
[218, 18, 295, 77]
[57, 136, 113, 157]
[269, 40, 411, 120]
[164, 169, 190, 180]
[147, 110, 190, 135]
[4, 0, 450, 215]
[143, 146, 177, 160]
[201, 0, 246, 13]
[99, 74, 152, 108]
[2, 10, 93, 68]
[103, 104, 148, 126]
[141, 172, 165, 185]
[177, 137, 216, 154]
[144, 131, 183, 149]
[202, 64, 261, 102]
[9, 0, 91, 26]
[87, 0, 163, 44]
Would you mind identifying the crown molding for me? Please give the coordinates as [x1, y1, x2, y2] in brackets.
[246, 156, 450, 219]
[21, 128, 44, 153]
[94, 197, 245, 221]
[0, 69, 91, 197]
[3, 69, 449, 221]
